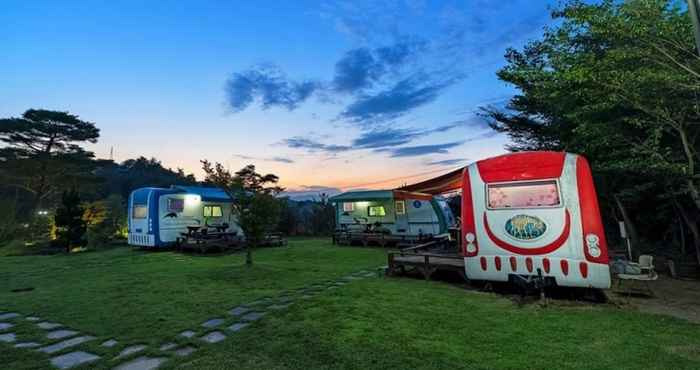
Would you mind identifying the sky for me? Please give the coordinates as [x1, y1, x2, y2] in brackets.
[0, 0, 558, 198]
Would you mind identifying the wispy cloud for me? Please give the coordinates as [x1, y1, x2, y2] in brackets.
[281, 137, 351, 153]
[281, 185, 343, 201]
[339, 72, 460, 125]
[375, 141, 464, 158]
[425, 158, 467, 166]
[233, 154, 296, 164]
[225, 65, 320, 112]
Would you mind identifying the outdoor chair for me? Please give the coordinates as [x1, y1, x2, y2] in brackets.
[616, 254, 658, 297]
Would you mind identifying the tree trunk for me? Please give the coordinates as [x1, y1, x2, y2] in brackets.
[245, 243, 253, 266]
[675, 200, 700, 266]
[677, 126, 700, 211]
[613, 194, 638, 256]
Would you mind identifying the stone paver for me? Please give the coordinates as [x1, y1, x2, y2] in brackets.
[174, 346, 196, 357]
[15, 342, 41, 348]
[241, 312, 265, 322]
[25, 316, 41, 322]
[228, 306, 250, 316]
[37, 336, 95, 354]
[159, 342, 176, 351]
[0, 313, 20, 320]
[47, 329, 78, 340]
[37, 322, 62, 330]
[227, 323, 249, 332]
[269, 304, 290, 310]
[115, 344, 147, 359]
[0, 322, 14, 331]
[113, 356, 167, 370]
[179, 330, 196, 338]
[0, 333, 16, 342]
[101, 339, 118, 347]
[50, 351, 100, 369]
[200, 331, 226, 343]
[201, 318, 225, 328]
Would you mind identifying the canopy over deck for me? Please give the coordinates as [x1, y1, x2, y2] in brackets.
[397, 167, 465, 195]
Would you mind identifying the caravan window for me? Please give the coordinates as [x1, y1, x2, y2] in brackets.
[342, 202, 354, 212]
[368, 205, 386, 217]
[395, 201, 406, 215]
[203, 205, 223, 218]
[487, 180, 560, 209]
[132, 205, 147, 219]
[167, 198, 184, 213]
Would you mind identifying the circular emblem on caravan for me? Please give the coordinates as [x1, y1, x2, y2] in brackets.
[505, 214, 547, 241]
[413, 200, 422, 208]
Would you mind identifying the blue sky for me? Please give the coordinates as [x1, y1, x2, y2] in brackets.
[0, 0, 557, 196]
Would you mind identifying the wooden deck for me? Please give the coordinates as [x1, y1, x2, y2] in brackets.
[386, 238, 466, 281]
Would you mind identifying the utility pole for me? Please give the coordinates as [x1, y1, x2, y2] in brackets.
[688, 0, 700, 54]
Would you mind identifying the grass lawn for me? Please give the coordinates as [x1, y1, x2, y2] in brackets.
[1, 238, 700, 369]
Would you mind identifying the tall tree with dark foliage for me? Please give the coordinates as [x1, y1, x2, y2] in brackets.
[0, 109, 100, 212]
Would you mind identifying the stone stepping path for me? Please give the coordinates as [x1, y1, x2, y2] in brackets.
[101, 339, 119, 347]
[38, 335, 95, 354]
[37, 322, 63, 330]
[50, 351, 100, 369]
[3, 267, 379, 369]
[0, 322, 14, 331]
[115, 344, 148, 359]
[113, 356, 167, 370]
[174, 346, 196, 357]
[201, 318, 225, 328]
[228, 306, 250, 316]
[200, 331, 226, 343]
[47, 329, 78, 340]
[0, 312, 20, 320]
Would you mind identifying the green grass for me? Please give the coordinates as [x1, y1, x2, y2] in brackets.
[2, 238, 700, 370]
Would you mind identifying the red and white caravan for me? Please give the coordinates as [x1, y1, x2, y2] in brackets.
[460, 151, 611, 289]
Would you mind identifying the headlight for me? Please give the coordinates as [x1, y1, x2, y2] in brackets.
[466, 243, 477, 253]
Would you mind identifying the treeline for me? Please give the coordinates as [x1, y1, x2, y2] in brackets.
[0, 110, 332, 252]
[485, 0, 700, 265]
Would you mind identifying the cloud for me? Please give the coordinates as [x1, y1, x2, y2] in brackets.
[233, 154, 295, 164]
[425, 158, 467, 166]
[332, 40, 425, 93]
[225, 65, 320, 112]
[281, 137, 351, 153]
[339, 73, 460, 125]
[464, 131, 500, 142]
[350, 122, 463, 149]
[375, 141, 464, 157]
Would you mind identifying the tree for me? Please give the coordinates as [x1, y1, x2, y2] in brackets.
[54, 189, 87, 252]
[201, 162, 283, 266]
[0, 109, 100, 212]
[483, 0, 700, 263]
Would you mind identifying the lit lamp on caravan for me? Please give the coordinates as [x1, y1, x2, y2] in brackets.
[184, 194, 201, 206]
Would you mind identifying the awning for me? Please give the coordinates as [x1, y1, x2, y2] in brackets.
[396, 167, 465, 195]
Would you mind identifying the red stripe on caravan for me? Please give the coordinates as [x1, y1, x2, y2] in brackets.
[461, 168, 478, 257]
[579, 262, 589, 278]
[526, 258, 533, 273]
[480, 257, 487, 271]
[543, 258, 551, 273]
[576, 155, 609, 264]
[560, 260, 569, 276]
[509, 256, 517, 271]
[483, 210, 571, 255]
[494, 256, 502, 271]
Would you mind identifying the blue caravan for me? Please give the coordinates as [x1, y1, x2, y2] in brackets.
[127, 186, 243, 248]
